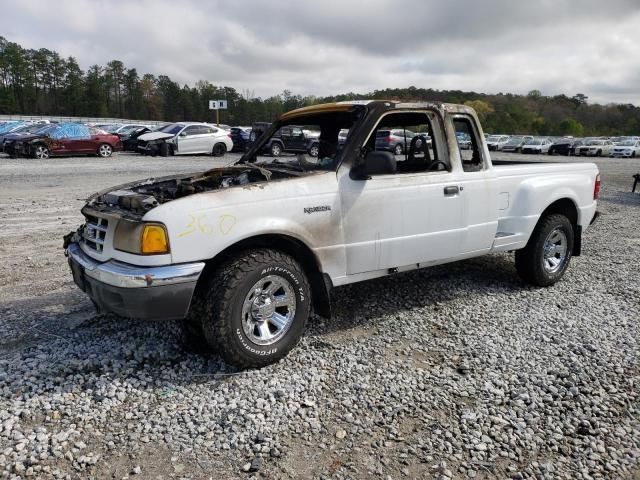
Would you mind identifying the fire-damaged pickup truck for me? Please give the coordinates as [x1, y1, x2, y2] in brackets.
[65, 101, 600, 368]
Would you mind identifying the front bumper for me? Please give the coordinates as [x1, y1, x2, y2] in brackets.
[66, 242, 205, 321]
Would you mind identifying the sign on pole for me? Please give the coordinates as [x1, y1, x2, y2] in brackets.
[209, 100, 228, 110]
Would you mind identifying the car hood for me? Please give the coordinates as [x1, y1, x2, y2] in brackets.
[83, 164, 315, 220]
[138, 132, 175, 141]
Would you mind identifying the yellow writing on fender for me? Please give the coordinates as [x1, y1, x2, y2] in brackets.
[177, 213, 237, 238]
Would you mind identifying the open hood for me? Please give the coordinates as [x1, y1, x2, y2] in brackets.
[83, 164, 308, 220]
[137, 132, 175, 142]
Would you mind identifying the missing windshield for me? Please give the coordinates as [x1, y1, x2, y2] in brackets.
[240, 107, 364, 171]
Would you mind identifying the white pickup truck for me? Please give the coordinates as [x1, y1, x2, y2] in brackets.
[65, 101, 600, 368]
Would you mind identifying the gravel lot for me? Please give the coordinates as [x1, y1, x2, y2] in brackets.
[0, 151, 638, 479]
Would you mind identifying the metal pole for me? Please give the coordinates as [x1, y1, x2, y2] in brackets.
[216, 109, 219, 127]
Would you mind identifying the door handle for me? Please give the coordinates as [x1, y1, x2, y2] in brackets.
[443, 185, 460, 196]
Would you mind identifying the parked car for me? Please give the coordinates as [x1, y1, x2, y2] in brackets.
[1, 123, 55, 152]
[137, 122, 233, 156]
[612, 136, 639, 145]
[485, 134, 510, 151]
[263, 125, 320, 157]
[522, 137, 553, 154]
[456, 131, 472, 150]
[119, 126, 153, 152]
[548, 138, 577, 156]
[575, 139, 614, 157]
[374, 129, 420, 155]
[501, 135, 534, 153]
[7, 123, 122, 159]
[65, 100, 599, 368]
[610, 139, 640, 158]
[229, 127, 252, 152]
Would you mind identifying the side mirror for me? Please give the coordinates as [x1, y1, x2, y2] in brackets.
[179, 132, 187, 137]
[364, 151, 396, 176]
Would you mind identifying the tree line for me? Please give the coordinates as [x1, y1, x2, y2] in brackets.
[1, 36, 639, 136]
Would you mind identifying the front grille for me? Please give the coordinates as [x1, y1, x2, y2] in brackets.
[81, 214, 109, 253]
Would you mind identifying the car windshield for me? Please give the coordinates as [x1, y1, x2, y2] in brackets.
[487, 135, 502, 142]
[505, 136, 524, 144]
[619, 140, 636, 146]
[527, 139, 544, 145]
[238, 107, 363, 171]
[587, 140, 605, 146]
[118, 125, 140, 134]
[158, 123, 184, 135]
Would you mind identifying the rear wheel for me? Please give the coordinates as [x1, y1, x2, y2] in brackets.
[308, 143, 319, 157]
[197, 249, 311, 368]
[33, 144, 49, 159]
[515, 214, 574, 287]
[97, 144, 113, 157]
[212, 142, 227, 156]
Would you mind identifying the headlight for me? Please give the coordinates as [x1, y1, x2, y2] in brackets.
[114, 221, 170, 255]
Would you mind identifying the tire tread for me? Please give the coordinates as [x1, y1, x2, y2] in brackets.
[198, 249, 310, 368]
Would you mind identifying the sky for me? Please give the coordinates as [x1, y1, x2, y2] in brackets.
[2, 0, 640, 105]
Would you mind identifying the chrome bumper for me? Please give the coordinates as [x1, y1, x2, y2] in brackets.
[66, 243, 205, 320]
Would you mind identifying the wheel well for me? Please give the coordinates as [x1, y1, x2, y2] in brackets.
[539, 198, 581, 255]
[200, 234, 332, 317]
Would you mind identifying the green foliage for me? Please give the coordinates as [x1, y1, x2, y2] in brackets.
[0, 36, 639, 135]
[559, 118, 584, 136]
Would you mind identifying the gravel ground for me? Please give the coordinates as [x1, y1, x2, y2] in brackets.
[0, 151, 638, 479]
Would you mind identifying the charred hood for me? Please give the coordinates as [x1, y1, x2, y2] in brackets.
[84, 165, 308, 220]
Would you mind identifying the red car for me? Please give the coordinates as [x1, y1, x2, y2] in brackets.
[8, 123, 122, 159]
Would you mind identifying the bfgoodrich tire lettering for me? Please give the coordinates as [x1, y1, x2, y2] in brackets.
[515, 213, 574, 287]
[198, 249, 310, 368]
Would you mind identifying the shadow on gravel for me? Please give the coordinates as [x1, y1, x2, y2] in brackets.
[600, 190, 640, 207]
[319, 253, 522, 334]
[0, 254, 523, 394]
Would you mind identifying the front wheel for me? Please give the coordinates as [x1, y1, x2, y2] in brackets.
[97, 144, 113, 157]
[515, 214, 574, 287]
[308, 143, 319, 157]
[198, 249, 311, 368]
[212, 142, 227, 156]
[394, 144, 403, 155]
[33, 144, 49, 159]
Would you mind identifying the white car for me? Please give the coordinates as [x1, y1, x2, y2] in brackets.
[521, 137, 553, 154]
[137, 122, 233, 156]
[486, 134, 510, 151]
[575, 139, 614, 157]
[610, 140, 640, 158]
[65, 101, 600, 368]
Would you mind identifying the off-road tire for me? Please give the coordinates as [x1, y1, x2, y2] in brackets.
[198, 249, 311, 368]
[515, 214, 574, 287]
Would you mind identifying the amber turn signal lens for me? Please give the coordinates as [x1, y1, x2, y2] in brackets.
[141, 224, 169, 254]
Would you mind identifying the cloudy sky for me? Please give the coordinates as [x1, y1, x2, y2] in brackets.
[2, 0, 640, 104]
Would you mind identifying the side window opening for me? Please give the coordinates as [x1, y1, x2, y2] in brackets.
[453, 116, 484, 172]
[366, 111, 448, 174]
